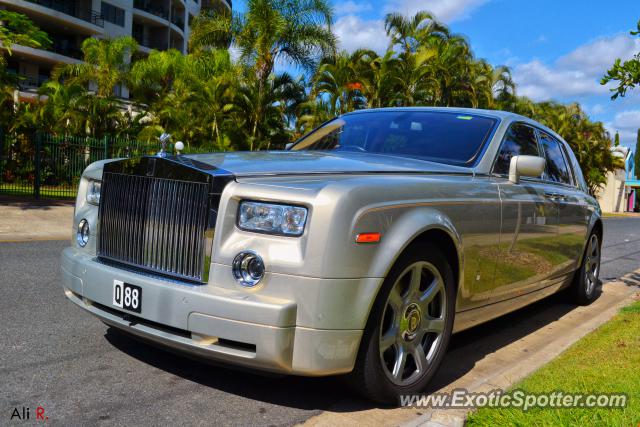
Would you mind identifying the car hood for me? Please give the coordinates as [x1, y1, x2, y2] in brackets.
[183, 151, 469, 177]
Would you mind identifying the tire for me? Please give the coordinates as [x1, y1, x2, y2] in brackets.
[348, 243, 456, 403]
[572, 232, 601, 305]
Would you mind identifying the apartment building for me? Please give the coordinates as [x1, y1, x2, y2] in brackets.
[0, 0, 231, 96]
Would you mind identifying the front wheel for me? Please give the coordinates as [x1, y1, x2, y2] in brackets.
[572, 232, 601, 305]
[348, 244, 455, 403]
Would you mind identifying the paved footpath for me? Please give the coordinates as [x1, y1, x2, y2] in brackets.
[0, 197, 73, 242]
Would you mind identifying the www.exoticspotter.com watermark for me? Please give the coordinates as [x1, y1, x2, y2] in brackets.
[400, 389, 628, 411]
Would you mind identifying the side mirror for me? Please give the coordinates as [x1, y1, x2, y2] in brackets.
[509, 155, 546, 184]
[285, 142, 294, 150]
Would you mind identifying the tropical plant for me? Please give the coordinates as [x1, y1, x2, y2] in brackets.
[601, 19, 640, 99]
[53, 37, 138, 98]
[191, 0, 335, 95]
[231, 70, 306, 150]
[0, 10, 51, 59]
[0, 11, 51, 131]
[384, 11, 448, 54]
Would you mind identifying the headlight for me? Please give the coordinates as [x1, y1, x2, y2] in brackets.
[238, 201, 308, 236]
[86, 179, 101, 205]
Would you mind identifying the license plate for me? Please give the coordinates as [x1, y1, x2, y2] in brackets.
[113, 280, 142, 313]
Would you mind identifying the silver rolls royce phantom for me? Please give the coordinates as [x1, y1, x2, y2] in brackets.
[62, 107, 602, 402]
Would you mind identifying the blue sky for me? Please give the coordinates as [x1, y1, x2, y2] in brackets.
[235, 0, 640, 148]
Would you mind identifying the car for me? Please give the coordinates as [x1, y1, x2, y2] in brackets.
[61, 107, 602, 403]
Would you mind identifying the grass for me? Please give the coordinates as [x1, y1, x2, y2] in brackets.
[0, 183, 75, 199]
[466, 300, 640, 427]
[602, 212, 639, 218]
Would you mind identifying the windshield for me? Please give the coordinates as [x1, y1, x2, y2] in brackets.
[291, 111, 499, 166]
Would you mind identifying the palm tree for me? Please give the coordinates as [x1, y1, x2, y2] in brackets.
[385, 11, 448, 54]
[232, 71, 305, 150]
[53, 37, 138, 98]
[129, 49, 186, 105]
[36, 80, 86, 135]
[313, 50, 368, 115]
[389, 45, 437, 106]
[356, 50, 401, 108]
[182, 75, 236, 150]
[191, 0, 335, 91]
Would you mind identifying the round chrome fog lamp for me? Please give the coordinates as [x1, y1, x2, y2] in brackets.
[77, 219, 90, 247]
[232, 251, 265, 287]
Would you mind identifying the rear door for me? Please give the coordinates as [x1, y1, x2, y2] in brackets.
[537, 131, 589, 279]
[491, 123, 560, 301]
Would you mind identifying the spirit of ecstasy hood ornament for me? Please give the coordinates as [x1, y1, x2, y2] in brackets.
[157, 133, 171, 157]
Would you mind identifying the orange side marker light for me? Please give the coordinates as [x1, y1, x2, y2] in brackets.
[356, 232, 381, 244]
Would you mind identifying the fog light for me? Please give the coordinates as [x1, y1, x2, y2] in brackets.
[77, 219, 90, 247]
[232, 251, 265, 287]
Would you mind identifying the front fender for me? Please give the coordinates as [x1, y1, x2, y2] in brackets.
[355, 205, 463, 281]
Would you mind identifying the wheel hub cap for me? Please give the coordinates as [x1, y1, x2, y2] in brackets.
[402, 304, 422, 341]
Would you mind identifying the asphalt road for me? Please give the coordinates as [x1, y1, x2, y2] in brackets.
[1, 217, 639, 426]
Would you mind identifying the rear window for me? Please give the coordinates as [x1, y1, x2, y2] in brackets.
[291, 111, 498, 166]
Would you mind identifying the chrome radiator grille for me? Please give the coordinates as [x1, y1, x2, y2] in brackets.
[98, 172, 210, 282]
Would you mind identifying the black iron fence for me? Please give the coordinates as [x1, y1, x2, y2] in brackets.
[0, 132, 202, 199]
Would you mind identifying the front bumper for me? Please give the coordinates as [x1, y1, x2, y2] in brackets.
[61, 247, 375, 376]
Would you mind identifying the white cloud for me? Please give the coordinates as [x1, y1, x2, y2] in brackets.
[512, 33, 640, 102]
[513, 60, 609, 100]
[590, 104, 605, 115]
[605, 110, 640, 147]
[558, 34, 640, 75]
[333, 0, 490, 54]
[334, 15, 388, 54]
[334, 1, 373, 16]
[613, 110, 640, 130]
[384, 0, 489, 23]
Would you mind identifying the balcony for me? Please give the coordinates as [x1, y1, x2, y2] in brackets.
[170, 14, 185, 31]
[133, 0, 169, 21]
[7, 69, 49, 91]
[24, 0, 104, 27]
[133, 30, 169, 51]
[50, 38, 83, 60]
[202, 0, 232, 11]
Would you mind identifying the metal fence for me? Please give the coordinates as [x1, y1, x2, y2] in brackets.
[0, 131, 200, 199]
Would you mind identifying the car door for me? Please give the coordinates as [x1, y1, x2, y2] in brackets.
[491, 123, 561, 301]
[537, 131, 589, 279]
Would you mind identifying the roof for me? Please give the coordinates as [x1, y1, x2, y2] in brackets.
[343, 106, 526, 120]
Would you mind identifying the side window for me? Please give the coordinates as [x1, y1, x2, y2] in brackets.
[539, 132, 572, 185]
[565, 145, 588, 192]
[492, 123, 540, 175]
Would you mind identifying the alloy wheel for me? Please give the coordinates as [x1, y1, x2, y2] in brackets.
[379, 261, 447, 386]
[584, 234, 600, 296]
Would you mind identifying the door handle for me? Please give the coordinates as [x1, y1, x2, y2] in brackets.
[544, 192, 567, 201]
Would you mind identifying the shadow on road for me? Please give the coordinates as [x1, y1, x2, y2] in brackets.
[104, 284, 603, 412]
[0, 195, 74, 210]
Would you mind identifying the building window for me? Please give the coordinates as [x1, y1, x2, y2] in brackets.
[101, 2, 125, 27]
